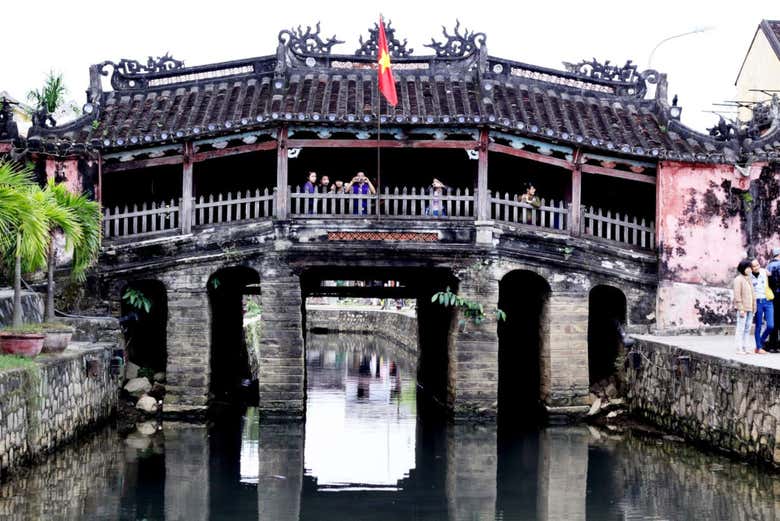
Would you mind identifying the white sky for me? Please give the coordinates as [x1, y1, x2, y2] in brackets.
[3, 0, 779, 131]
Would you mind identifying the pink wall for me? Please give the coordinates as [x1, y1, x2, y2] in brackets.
[45, 158, 81, 193]
[656, 161, 775, 329]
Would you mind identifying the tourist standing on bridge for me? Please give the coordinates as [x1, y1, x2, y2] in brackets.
[518, 182, 541, 224]
[766, 248, 780, 351]
[751, 258, 774, 354]
[345, 172, 376, 214]
[734, 259, 756, 355]
[303, 171, 317, 213]
[319, 175, 330, 192]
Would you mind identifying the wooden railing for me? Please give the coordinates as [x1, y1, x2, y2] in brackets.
[194, 188, 275, 226]
[101, 188, 656, 251]
[289, 186, 475, 219]
[581, 206, 655, 249]
[490, 193, 568, 231]
[103, 199, 180, 239]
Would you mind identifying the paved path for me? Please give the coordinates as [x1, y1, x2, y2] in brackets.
[634, 334, 780, 370]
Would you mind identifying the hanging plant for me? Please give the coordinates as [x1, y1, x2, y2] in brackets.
[431, 286, 506, 331]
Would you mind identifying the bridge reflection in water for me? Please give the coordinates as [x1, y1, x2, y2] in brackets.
[2, 334, 780, 520]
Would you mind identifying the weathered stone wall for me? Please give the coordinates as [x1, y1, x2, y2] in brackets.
[626, 337, 780, 466]
[656, 161, 780, 331]
[0, 343, 118, 478]
[0, 289, 43, 327]
[305, 305, 418, 350]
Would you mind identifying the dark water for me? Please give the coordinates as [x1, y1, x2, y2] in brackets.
[3, 333, 780, 520]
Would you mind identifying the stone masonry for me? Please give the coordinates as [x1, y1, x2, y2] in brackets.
[258, 257, 305, 419]
[448, 265, 500, 419]
[0, 343, 118, 478]
[305, 305, 418, 351]
[545, 294, 590, 409]
[163, 266, 212, 413]
[627, 336, 780, 467]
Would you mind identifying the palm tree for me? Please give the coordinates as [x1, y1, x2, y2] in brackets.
[27, 71, 68, 114]
[0, 161, 51, 328]
[43, 180, 101, 321]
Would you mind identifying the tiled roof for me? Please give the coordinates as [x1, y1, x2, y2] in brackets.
[26, 24, 747, 163]
[763, 20, 780, 60]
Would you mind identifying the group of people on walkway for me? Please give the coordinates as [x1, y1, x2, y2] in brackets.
[733, 249, 780, 354]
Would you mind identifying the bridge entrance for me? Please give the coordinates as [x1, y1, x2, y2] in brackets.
[120, 279, 168, 375]
[207, 266, 261, 405]
[497, 270, 551, 427]
[587, 285, 627, 386]
[301, 266, 458, 412]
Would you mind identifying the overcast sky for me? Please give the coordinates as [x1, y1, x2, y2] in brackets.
[3, 0, 778, 131]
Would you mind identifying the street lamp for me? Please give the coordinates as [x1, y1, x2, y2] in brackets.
[647, 26, 715, 69]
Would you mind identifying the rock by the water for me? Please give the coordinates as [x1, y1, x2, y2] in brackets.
[588, 398, 602, 416]
[606, 410, 623, 419]
[125, 361, 140, 380]
[125, 377, 152, 398]
[136, 395, 158, 413]
[605, 383, 619, 399]
[153, 372, 166, 383]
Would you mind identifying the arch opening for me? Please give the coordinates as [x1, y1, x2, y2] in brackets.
[120, 280, 168, 374]
[207, 266, 261, 405]
[497, 270, 551, 428]
[587, 285, 627, 387]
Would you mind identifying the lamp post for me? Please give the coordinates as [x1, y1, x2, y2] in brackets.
[647, 26, 714, 69]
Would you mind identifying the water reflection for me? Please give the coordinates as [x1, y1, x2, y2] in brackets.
[304, 333, 417, 488]
[4, 333, 780, 520]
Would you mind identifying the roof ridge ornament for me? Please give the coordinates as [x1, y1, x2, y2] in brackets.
[278, 22, 344, 56]
[424, 20, 486, 58]
[355, 20, 413, 57]
[562, 58, 640, 83]
[97, 53, 185, 90]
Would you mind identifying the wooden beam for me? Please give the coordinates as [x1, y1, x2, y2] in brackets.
[581, 164, 656, 184]
[570, 149, 582, 236]
[487, 142, 574, 170]
[103, 154, 183, 173]
[192, 140, 277, 162]
[96, 151, 103, 205]
[276, 126, 289, 220]
[477, 129, 490, 221]
[286, 138, 478, 149]
[181, 142, 194, 234]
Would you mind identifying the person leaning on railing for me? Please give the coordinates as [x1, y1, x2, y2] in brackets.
[425, 178, 449, 216]
[516, 182, 541, 224]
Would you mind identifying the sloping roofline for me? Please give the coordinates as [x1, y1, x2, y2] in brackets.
[735, 19, 780, 86]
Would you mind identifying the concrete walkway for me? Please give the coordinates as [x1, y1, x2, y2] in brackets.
[633, 334, 780, 370]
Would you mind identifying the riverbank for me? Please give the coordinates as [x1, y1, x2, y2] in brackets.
[0, 342, 119, 479]
[627, 334, 780, 467]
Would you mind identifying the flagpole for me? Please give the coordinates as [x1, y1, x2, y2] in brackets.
[376, 104, 381, 221]
[376, 14, 384, 222]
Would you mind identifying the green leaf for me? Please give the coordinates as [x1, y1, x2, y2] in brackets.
[431, 293, 439, 303]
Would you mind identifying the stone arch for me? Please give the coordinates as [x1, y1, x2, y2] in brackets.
[587, 285, 627, 386]
[206, 265, 261, 404]
[497, 269, 551, 425]
[119, 279, 168, 374]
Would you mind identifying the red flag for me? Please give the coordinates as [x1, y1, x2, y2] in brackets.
[377, 16, 398, 107]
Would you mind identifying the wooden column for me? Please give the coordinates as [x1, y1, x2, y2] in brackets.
[275, 126, 289, 220]
[476, 128, 490, 222]
[181, 142, 194, 234]
[569, 150, 582, 236]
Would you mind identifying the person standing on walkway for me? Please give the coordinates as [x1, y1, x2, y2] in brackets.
[750, 257, 773, 354]
[734, 259, 756, 355]
[766, 247, 780, 351]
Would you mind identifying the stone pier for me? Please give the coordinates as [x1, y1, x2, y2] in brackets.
[545, 293, 590, 411]
[165, 280, 211, 412]
[537, 427, 588, 521]
[164, 423, 210, 521]
[449, 268, 500, 420]
[258, 258, 305, 419]
[257, 421, 305, 521]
